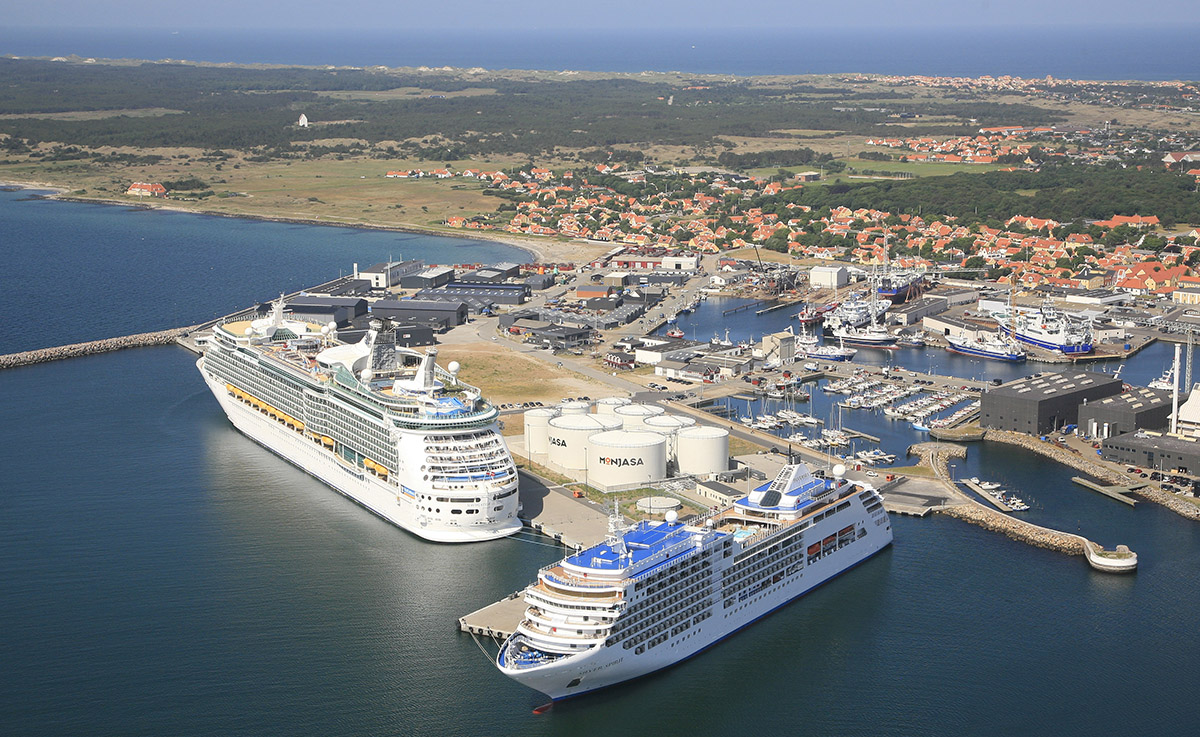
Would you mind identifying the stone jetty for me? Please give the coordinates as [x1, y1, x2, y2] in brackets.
[940, 503, 1086, 555]
[0, 326, 197, 370]
[906, 441, 967, 480]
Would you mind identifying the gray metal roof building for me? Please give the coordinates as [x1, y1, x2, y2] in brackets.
[980, 370, 1124, 435]
[418, 283, 528, 306]
[399, 266, 456, 290]
[1102, 431, 1200, 475]
[1078, 386, 1174, 439]
[369, 298, 469, 327]
[272, 295, 368, 326]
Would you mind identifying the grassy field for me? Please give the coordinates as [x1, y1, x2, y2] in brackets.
[750, 158, 1009, 180]
[0, 151, 524, 229]
[0, 107, 184, 120]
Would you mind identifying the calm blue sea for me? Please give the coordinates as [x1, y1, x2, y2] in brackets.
[2, 27, 1199, 80]
[0, 188, 526, 354]
[2, 195, 1200, 735]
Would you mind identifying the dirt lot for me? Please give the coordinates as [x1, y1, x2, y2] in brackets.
[435, 342, 608, 405]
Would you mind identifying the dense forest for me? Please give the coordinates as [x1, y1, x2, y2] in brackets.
[763, 165, 1200, 226]
[0, 59, 1066, 158]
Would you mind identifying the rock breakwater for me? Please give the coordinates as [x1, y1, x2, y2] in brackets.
[0, 327, 196, 370]
[940, 503, 1086, 555]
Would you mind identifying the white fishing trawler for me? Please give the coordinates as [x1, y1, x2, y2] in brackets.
[197, 299, 522, 543]
[994, 303, 1093, 354]
[495, 462, 892, 700]
[945, 333, 1027, 362]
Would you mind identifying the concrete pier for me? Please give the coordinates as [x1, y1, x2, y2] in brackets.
[513, 469, 610, 551]
[1070, 476, 1139, 507]
[459, 592, 528, 639]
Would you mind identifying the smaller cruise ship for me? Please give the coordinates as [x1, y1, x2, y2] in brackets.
[824, 299, 889, 332]
[804, 342, 858, 362]
[495, 462, 892, 700]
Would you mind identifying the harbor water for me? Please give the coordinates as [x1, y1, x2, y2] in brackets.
[3, 198, 1200, 734]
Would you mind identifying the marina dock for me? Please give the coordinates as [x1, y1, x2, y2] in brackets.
[961, 479, 1013, 512]
[754, 299, 801, 316]
[721, 300, 768, 316]
[1071, 476, 1139, 506]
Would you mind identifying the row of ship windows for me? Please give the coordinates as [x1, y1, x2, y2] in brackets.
[728, 530, 806, 573]
[633, 555, 710, 596]
[216, 355, 306, 420]
[725, 533, 807, 583]
[630, 575, 711, 619]
[218, 352, 396, 465]
[612, 587, 712, 639]
[617, 602, 709, 649]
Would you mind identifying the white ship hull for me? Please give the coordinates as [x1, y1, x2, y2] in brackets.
[499, 491, 892, 699]
[200, 362, 522, 543]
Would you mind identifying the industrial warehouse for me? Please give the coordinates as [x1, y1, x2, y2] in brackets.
[520, 397, 730, 492]
[980, 371, 1125, 435]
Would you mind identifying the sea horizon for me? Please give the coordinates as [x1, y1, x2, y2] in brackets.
[3, 26, 1199, 81]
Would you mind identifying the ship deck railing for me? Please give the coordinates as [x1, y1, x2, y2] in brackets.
[541, 567, 623, 589]
[521, 619, 607, 641]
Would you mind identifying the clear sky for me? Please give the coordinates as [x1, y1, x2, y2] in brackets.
[6, 0, 1199, 31]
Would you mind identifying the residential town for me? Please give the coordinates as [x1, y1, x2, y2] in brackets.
[374, 130, 1200, 299]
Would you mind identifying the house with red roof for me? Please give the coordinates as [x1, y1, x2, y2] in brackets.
[127, 182, 167, 198]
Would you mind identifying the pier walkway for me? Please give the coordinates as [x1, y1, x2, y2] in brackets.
[459, 593, 528, 640]
[961, 479, 1013, 512]
[1071, 477, 1139, 506]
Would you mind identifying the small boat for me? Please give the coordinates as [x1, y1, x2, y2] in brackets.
[665, 327, 685, 339]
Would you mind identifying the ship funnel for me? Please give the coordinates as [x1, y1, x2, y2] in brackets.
[420, 348, 439, 389]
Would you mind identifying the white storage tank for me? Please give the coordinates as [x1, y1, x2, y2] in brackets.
[643, 414, 697, 461]
[595, 396, 633, 415]
[587, 430, 667, 487]
[523, 407, 559, 455]
[558, 400, 591, 415]
[677, 425, 730, 476]
[613, 403, 666, 430]
[546, 414, 621, 470]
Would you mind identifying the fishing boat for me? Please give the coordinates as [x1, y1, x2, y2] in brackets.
[945, 333, 1027, 362]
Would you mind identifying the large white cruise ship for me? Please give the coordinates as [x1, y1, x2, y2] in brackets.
[495, 462, 892, 700]
[196, 299, 522, 543]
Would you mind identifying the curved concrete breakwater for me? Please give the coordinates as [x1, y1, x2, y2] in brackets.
[985, 429, 1200, 523]
[0, 326, 197, 370]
